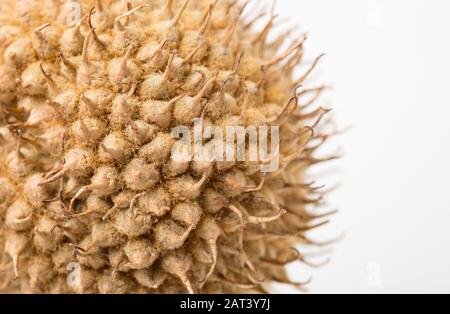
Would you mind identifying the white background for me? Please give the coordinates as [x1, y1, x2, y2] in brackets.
[265, 0, 450, 293]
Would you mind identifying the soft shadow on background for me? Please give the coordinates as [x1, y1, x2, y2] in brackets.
[269, 0, 450, 293]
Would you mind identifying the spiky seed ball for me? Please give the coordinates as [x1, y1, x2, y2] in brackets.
[0, 0, 335, 294]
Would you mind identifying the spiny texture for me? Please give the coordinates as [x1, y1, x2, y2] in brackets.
[0, 0, 336, 294]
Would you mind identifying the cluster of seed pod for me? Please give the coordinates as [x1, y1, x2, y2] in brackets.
[0, 0, 338, 293]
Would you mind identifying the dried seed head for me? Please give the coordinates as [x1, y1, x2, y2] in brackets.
[37, 124, 66, 155]
[173, 75, 217, 125]
[27, 255, 55, 288]
[23, 173, 52, 208]
[161, 248, 194, 294]
[70, 166, 120, 212]
[123, 239, 160, 269]
[77, 253, 108, 270]
[0, 25, 21, 48]
[52, 245, 76, 273]
[34, 216, 63, 252]
[60, 17, 86, 56]
[0, 0, 333, 294]
[163, 148, 191, 177]
[0, 64, 17, 103]
[71, 118, 107, 146]
[54, 90, 79, 119]
[3, 38, 35, 68]
[0, 177, 15, 211]
[7, 146, 36, 180]
[90, 0, 114, 32]
[6, 199, 34, 231]
[132, 187, 171, 217]
[41, 148, 95, 184]
[97, 272, 134, 294]
[201, 188, 228, 214]
[32, 24, 59, 60]
[154, 219, 190, 251]
[152, 0, 192, 44]
[110, 86, 137, 127]
[123, 158, 160, 191]
[138, 132, 175, 164]
[124, 120, 158, 145]
[98, 132, 133, 164]
[108, 47, 140, 89]
[166, 169, 211, 201]
[140, 94, 185, 129]
[133, 269, 167, 290]
[80, 88, 113, 117]
[21, 62, 48, 96]
[114, 210, 154, 238]
[137, 39, 170, 71]
[171, 202, 203, 227]
[218, 168, 249, 197]
[5, 231, 29, 279]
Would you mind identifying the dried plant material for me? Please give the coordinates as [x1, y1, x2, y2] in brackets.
[0, 0, 336, 294]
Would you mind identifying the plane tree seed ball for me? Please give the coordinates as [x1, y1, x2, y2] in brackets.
[0, 0, 336, 294]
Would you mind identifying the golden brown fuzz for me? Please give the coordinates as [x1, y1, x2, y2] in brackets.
[0, 0, 336, 294]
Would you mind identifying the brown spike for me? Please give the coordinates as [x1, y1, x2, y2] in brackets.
[199, 3, 215, 34]
[116, 84, 137, 118]
[163, 0, 174, 17]
[193, 73, 218, 104]
[102, 204, 119, 221]
[244, 177, 265, 193]
[168, 93, 187, 107]
[100, 143, 127, 165]
[221, 1, 248, 46]
[252, 14, 278, 45]
[265, 35, 307, 67]
[226, 0, 240, 11]
[227, 204, 257, 273]
[233, 49, 244, 74]
[117, 45, 134, 82]
[293, 53, 327, 87]
[39, 63, 55, 86]
[239, 86, 249, 124]
[200, 239, 218, 287]
[71, 207, 97, 218]
[184, 41, 207, 64]
[189, 162, 214, 193]
[150, 39, 168, 61]
[88, 7, 105, 47]
[129, 192, 146, 215]
[161, 52, 175, 82]
[69, 186, 91, 212]
[243, 12, 266, 30]
[246, 207, 286, 224]
[296, 107, 333, 129]
[46, 100, 65, 121]
[96, 0, 105, 12]
[171, 0, 191, 26]
[34, 23, 51, 38]
[59, 52, 76, 72]
[81, 29, 94, 65]
[267, 94, 298, 126]
[214, 275, 257, 290]
[299, 232, 345, 247]
[115, 4, 150, 32]
[80, 94, 96, 114]
[123, 0, 133, 25]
